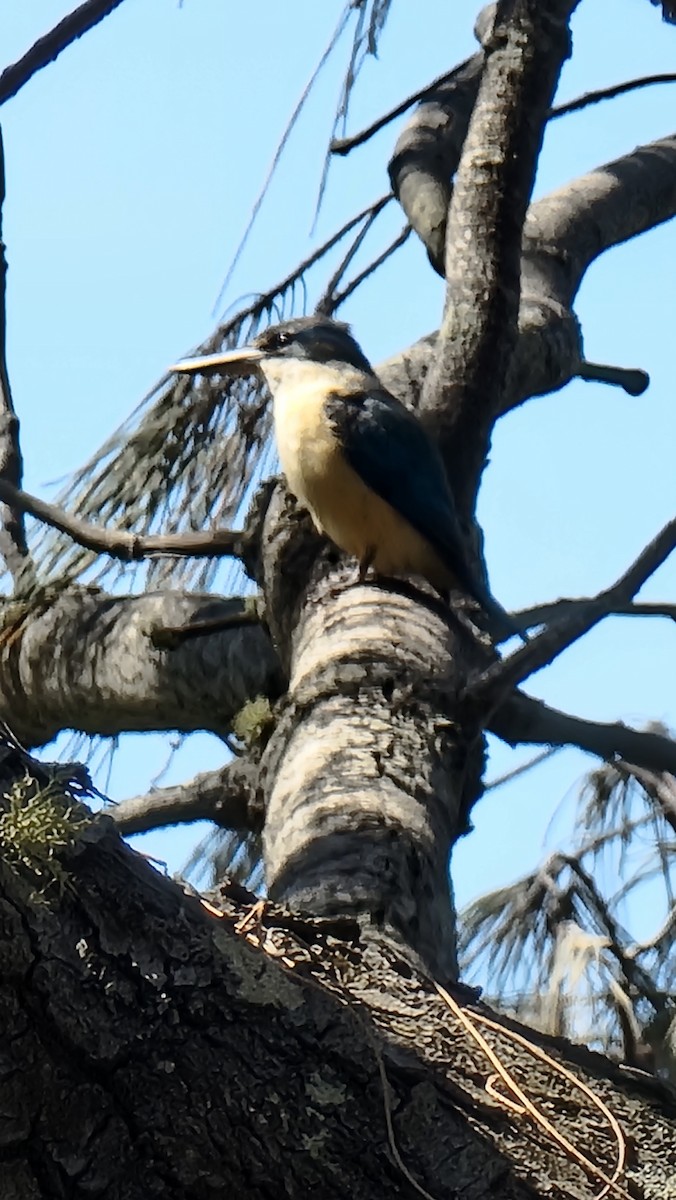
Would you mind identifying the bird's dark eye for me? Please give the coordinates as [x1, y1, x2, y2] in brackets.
[275, 331, 291, 348]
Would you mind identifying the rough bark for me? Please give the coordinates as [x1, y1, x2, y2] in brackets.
[0, 588, 283, 748]
[0, 741, 675, 1199]
[255, 486, 489, 978]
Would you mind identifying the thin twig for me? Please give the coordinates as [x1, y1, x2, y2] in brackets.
[469, 518, 676, 707]
[550, 73, 676, 120]
[330, 68, 676, 158]
[0, 477, 249, 563]
[330, 61, 467, 155]
[212, 3, 354, 313]
[484, 747, 559, 792]
[315, 195, 392, 314]
[0, 129, 33, 589]
[331, 224, 411, 309]
[0, 0, 129, 107]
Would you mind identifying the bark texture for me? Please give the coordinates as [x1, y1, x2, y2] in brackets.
[0, 743, 675, 1199]
[0, 588, 283, 747]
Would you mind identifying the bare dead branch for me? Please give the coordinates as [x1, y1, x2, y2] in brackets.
[522, 133, 676, 312]
[0, 477, 250, 563]
[551, 72, 676, 120]
[516, 598, 676, 629]
[576, 361, 649, 396]
[379, 132, 676, 423]
[468, 518, 676, 705]
[421, 0, 580, 523]
[109, 759, 263, 836]
[0, 0, 128, 107]
[315, 194, 394, 313]
[334, 70, 676, 160]
[491, 691, 676, 776]
[0, 130, 34, 590]
[331, 64, 461, 156]
[484, 747, 560, 792]
[329, 224, 411, 311]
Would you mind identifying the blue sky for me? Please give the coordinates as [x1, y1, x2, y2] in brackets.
[0, 1, 673, 935]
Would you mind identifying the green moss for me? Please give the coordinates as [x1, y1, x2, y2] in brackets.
[232, 696, 275, 749]
[0, 776, 89, 897]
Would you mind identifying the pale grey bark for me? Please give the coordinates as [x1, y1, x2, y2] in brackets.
[380, 134, 676, 420]
[109, 758, 262, 835]
[0, 588, 282, 747]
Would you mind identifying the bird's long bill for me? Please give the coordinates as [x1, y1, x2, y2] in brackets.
[169, 345, 264, 376]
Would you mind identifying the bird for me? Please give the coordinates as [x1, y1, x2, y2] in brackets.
[171, 315, 521, 641]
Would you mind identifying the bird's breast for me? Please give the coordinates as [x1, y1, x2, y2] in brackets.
[271, 373, 344, 508]
[270, 369, 450, 588]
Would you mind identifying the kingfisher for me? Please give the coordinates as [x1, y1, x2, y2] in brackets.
[171, 315, 520, 641]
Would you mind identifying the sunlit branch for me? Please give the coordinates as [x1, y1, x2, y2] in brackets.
[109, 759, 263, 836]
[0, 477, 250, 563]
[470, 518, 676, 704]
[0, 0, 128, 107]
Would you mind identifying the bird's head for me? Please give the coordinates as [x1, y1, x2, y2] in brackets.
[169, 316, 373, 382]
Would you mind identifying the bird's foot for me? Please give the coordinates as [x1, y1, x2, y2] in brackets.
[357, 547, 376, 583]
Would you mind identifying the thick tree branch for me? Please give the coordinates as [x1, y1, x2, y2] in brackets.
[109, 758, 263, 836]
[522, 133, 676, 312]
[0, 735, 674, 1199]
[0, 0, 129, 107]
[388, 52, 485, 275]
[491, 691, 676, 775]
[421, 0, 579, 521]
[0, 476, 250, 562]
[467, 518, 676, 707]
[0, 131, 33, 589]
[0, 588, 283, 747]
[378, 133, 676, 420]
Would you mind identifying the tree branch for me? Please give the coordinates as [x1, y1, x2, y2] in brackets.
[0, 476, 250, 562]
[516, 598, 676, 629]
[378, 132, 676, 421]
[109, 758, 263, 836]
[387, 51, 485, 276]
[420, 0, 580, 521]
[0, 588, 283, 747]
[467, 518, 676, 707]
[550, 72, 676, 119]
[0, 130, 34, 590]
[334, 62, 675, 160]
[0, 0, 129, 107]
[490, 690, 676, 775]
[521, 133, 676, 312]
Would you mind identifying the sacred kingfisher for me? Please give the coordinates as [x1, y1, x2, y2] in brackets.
[171, 316, 519, 640]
